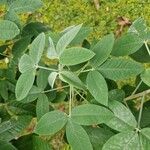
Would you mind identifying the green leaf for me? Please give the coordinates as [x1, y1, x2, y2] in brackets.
[35, 110, 67, 135]
[105, 100, 137, 132]
[12, 134, 52, 150]
[0, 0, 7, 5]
[0, 20, 20, 40]
[47, 36, 58, 59]
[108, 89, 125, 102]
[98, 58, 144, 81]
[36, 94, 49, 120]
[56, 24, 82, 55]
[61, 25, 76, 34]
[4, 10, 20, 27]
[71, 104, 113, 125]
[12, 36, 31, 62]
[22, 22, 49, 37]
[130, 45, 150, 63]
[129, 18, 146, 34]
[0, 140, 17, 150]
[48, 72, 58, 88]
[111, 33, 143, 56]
[141, 69, 150, 87]
[29, 33, 45, 64]
[53, 91, 66, 103]
[84, 126, 114, 150]
[60, 71, 86, 90]
[0, 115, 32, 142]
[139, 103, 150, 128]
[7, 101, 35, 116]
[9, 0, 43, 13]
[19, 54, 35, 73]
[86, 71, 108, 106]
[66, 120, 93, 150]
[140, 128, 150, 149]
[70, 27, 92, 46]
[32, 135, 52, 150]
[102, 131, 140, 150]
[128, 18, 148, 40]
[60, 47, 95, 66]
[15, 70, 36, 101]
[0, 80, 8, 100]
[0, 121, 13, 138]
[90, 33, 114, 67]
[21, 86, 41, 103]
[36, 69, 50, 90]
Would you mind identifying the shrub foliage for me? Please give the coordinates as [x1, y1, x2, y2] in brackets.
[0, 0, 150, 149]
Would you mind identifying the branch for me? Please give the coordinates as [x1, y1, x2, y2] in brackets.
[124, 89, 150, 101]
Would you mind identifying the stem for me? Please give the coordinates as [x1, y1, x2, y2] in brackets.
[77, 62, 89, 75]
[0, 52, 10, 58]
[75, 89, 88, 102]
[144, 41, 150, 56]
[38, 65, 58, 72]
[42, 85, 69, 93]
[123, 100, 129, 109]
[131, 80, 142, 95]
[137, 94, 145, 129]
[80, 68, 94, 73]
[58, 64, 64, 72]
[124, 89, 150, 101]
[69, 86, 73, 117]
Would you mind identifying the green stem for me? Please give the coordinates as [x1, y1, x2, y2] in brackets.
[80, 68, 94, 73]
[77, 62, 89, 75]
[42, 85, 69, 93]
[131, 80, 142, 95]
[123, 100, 129, 109]
[58, 64, 64, 72]
[137, 94, 145, 129]
[38, 65, 58, 72]
[144, 41, 150, 56]
[75, 89, 88, 102]
[0, 52, 10, 58]
[124, 89, 150, 101]
[69, 85, 73, 117]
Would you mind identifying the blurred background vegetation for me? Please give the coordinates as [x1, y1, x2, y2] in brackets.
[0, 0, 149, 39]
[35, 0, 150, 39]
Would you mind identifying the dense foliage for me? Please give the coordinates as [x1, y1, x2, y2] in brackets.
[41, 0, 149, 38]
[0, 0, 150, 150]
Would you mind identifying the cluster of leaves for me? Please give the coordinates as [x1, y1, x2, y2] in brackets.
[0, 0, 150, 150]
